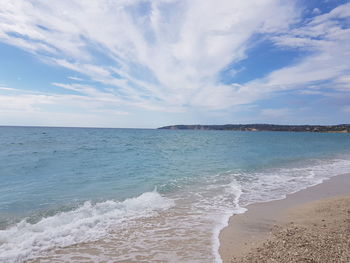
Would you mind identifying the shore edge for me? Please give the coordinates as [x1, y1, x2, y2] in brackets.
[219, 173, 350, 263]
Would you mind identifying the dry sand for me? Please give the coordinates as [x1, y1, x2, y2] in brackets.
[219, 173, 350, 263]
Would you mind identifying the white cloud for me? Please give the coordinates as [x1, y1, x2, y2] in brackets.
[0, 90, 129, 116]
[261, 108, 292, 118]
[246, 2, 350, 96]
[0, 0, 349, 122]
[68, 76, 84, 81]
[0, 86, 17, 91]
[312, 8, 321, 15]
[0, 0, 299, 111]
[0, 94, 54, 112]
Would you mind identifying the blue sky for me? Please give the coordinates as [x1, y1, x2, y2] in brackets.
[0, 0, 349, 128]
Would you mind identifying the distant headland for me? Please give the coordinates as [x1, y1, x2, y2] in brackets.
[158, 124, 350, 133]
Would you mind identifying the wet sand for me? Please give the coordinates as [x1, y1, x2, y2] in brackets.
[219, 173, 350, 263]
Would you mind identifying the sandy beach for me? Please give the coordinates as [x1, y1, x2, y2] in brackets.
[219, 173, 350, 263]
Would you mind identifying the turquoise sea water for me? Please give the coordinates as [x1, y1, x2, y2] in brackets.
[0, 126, 350, 262]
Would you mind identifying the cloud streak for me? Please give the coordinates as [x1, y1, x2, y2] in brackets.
[254, 3, 350, 91]
[0, 0, 299, 111]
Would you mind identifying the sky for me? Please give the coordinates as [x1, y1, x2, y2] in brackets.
[0, 0, 349, 128]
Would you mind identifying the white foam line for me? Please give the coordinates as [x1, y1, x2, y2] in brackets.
[212, 181, 246, 263]
[214, 155, 350, 263]
[0, 190, 175, 263]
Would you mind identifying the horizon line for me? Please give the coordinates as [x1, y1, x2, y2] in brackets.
[1, 123, 350, 130]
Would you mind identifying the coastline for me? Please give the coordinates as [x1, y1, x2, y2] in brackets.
[219, 173, 350, 263]
[158, 124, 350, 133]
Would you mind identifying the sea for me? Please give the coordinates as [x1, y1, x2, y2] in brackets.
[0, 126, 350, 262]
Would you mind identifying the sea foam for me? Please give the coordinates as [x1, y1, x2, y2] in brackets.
[0, 191, 174, 263]
[211, 181, 247, 263]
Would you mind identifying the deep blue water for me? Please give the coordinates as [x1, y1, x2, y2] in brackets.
[0, 126, 350, 262]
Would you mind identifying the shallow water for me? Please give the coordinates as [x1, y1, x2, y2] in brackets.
[1, 127, 350, 262]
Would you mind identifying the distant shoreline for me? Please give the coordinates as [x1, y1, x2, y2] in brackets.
[158, 124, 350, 133]
[1, 125, 350, 132]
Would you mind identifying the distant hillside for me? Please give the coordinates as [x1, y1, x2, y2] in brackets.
[158, 124, 350, 133]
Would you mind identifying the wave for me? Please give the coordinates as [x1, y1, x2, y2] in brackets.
[0, 190, 174, 263]
[1, 156, 349, 263]
[213, 155, 350, 263]
[237, 155, 350, 206]
[211, 181, 246, 263]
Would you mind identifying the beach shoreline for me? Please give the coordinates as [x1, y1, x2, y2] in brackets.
[219, 173, 350, 263]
